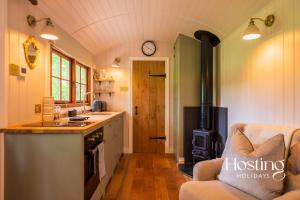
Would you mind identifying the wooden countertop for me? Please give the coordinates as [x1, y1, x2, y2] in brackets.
[4, 111, 125, 135]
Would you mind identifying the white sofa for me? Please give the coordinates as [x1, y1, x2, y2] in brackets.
[179, 123, 300, 200]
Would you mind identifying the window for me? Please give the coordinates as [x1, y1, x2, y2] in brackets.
[50, 48, 90, 105]
[76, 64, 88, 101]
[51, 52, 71, 102]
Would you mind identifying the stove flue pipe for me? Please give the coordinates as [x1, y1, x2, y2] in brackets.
[194, 30, 220, 130]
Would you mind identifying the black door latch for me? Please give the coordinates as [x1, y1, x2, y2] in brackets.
[149, 136, 166, 140]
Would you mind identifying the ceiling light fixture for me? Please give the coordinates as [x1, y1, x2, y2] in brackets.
[112, 58, 121, 68]
[243, 14, 275, 40]
[27, 15, 59, 41]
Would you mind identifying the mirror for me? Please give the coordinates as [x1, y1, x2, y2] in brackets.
[23, 37, 40, 69]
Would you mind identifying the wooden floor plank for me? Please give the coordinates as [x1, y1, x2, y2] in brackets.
[118, 173, 133, 200]
[154, 176, 169, 200]
[102, 153, 188, 200]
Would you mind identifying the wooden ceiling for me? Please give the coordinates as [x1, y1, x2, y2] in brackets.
[38, 0, 270, 55]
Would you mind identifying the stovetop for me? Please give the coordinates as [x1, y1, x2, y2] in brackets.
[23, 121, 93, 127]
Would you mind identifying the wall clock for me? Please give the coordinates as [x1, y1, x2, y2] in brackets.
[141, 40, 156, 56]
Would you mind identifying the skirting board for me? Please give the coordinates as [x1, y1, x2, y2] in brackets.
[123, 148, 174, 154]
[178, 157, 185, 164]
[166, 148, 174, 154]
[123, 148, 130, 154]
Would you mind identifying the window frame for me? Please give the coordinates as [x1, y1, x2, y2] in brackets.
[75, 62, 90, 103]
[50, 47, 91, 106]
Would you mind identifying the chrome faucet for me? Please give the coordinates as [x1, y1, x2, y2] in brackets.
[82, 92, 93, 114]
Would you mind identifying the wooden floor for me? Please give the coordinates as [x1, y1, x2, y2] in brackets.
[102, 153, 190, 200]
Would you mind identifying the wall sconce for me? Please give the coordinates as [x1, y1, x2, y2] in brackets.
[112, 57, 121, 68]
[27, 15, 59, 41]
[243, 14, 275, 40]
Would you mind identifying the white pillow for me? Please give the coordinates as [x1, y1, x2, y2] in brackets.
[218, 130, 285, 200]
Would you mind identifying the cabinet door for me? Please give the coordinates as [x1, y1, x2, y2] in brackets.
[103, 116, 124, 178]
[104, 123, 113, 178]
[116, 116, 123, 159]
[112, 116, 121, 163]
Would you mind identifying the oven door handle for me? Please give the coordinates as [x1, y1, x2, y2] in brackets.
[87, 141, 104, 154]
[88, 145, 99, 175]
[87, 141, 104, 175]
[88, 146, 99, 154]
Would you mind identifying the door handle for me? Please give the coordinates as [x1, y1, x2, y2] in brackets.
[148, 72, 166, 78]
[149, 136, 166, 140]
[135, 106, 138, 115]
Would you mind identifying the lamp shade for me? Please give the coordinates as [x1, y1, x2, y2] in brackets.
[112, 58, 121, 68]
[242, 21, 261, 40]
[40, 23, 59, 41]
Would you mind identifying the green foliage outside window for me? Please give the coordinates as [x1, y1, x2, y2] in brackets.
[51, 50, 89, 104]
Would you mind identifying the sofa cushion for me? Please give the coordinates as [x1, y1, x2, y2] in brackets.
[179, 180, 258, 200]
[224, 123, 298, 160]
[287, 143, 300, 175]
[273, 190, 300, 200]
[218, 130, 285, 200]
[285, 142, 300, 191]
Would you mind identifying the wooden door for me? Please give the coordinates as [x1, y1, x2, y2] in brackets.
[133, 61, 165, 153]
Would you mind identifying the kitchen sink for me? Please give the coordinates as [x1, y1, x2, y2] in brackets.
[23, 121, 94, 127]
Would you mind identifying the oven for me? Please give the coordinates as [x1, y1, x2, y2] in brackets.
[84, 127, 103, 200]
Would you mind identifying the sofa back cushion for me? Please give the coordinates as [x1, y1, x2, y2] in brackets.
[285, 131, 300, 192]
[219, 130, 285, 200]
[224, 123, 298, 160]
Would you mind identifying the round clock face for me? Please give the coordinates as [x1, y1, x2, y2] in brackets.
[142, 41, 156, 56]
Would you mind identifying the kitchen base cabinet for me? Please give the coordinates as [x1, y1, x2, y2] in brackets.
[4, 112, 124, 200]
[91, 114, 124, 200]
[5, 133, 84, 200]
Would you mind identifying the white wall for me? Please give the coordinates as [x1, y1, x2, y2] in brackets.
[0, 0, 8, 198]
[220, 0, 300, 128]
[95, 41, 174, 153]
[1, 0, 96, 197]
[7, 0, 96, 126]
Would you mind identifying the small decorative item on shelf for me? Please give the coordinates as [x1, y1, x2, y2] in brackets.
[94, 77, 114, 82]
[94, 90, 115, 96]
[94, 70, 115, 96]
[100, 69, 106, 79]
[93, 69, 100, 80]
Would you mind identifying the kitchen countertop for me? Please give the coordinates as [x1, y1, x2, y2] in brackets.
[4, 111, 125, 135]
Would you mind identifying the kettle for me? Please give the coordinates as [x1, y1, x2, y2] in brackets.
[92, 100, 107, 112]
[101, 101, 107, 111]
[92, 100, 102, 112]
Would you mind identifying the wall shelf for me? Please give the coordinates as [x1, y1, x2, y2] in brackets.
[94, 91, 115, 96]
[94, 78, 114, 82]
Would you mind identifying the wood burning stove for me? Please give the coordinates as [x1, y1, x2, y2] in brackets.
[191, 31, 220, 163]
[192, 129, 216, 163]
[178, 31, 228, 177]
[192, 130, 214, 160]
[181, 106, 227, 176]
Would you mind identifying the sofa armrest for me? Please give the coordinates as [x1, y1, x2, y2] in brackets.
[273, 190, 300, 200]
[193, 158, 223, 181]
